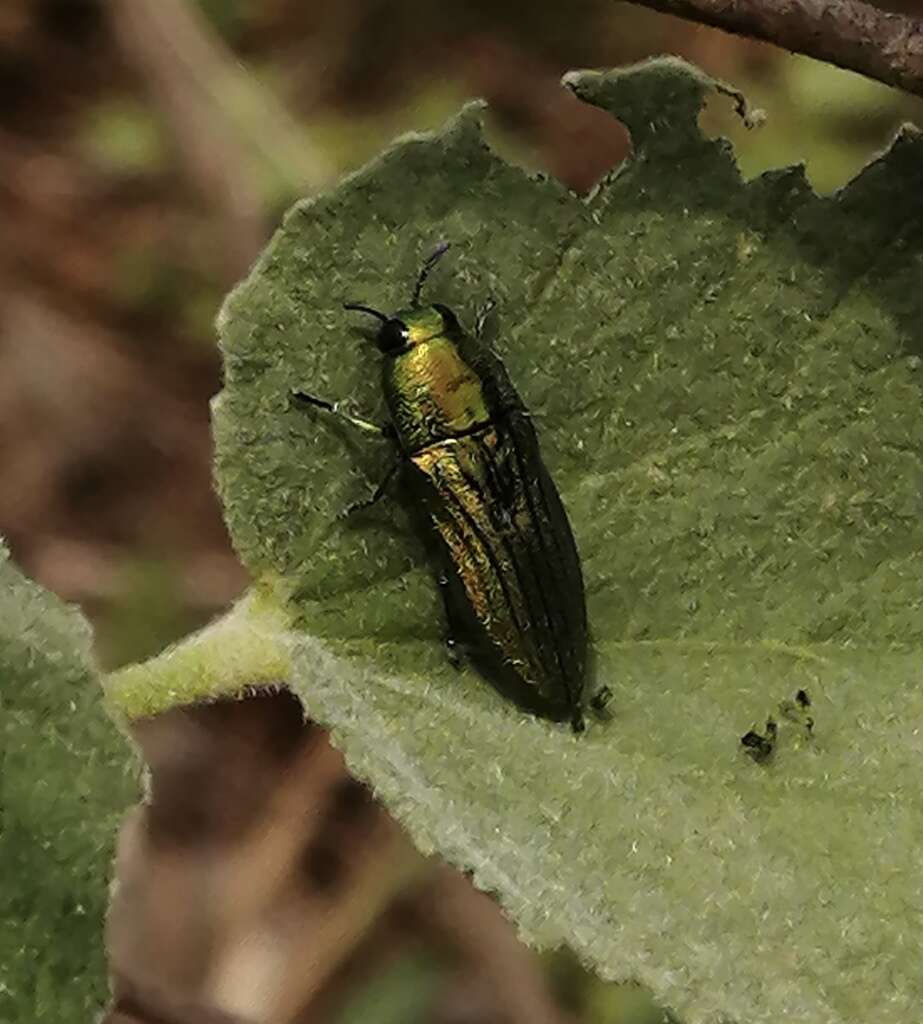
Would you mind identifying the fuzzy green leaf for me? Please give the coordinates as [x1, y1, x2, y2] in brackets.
[209, 58, 923, 1023]
[0, 545, 137, 1020]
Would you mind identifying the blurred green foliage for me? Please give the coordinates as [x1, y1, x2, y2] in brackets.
[93, 556, 206, 669]
[547, 949, 677, 1023]
[330, 949, 442, 1024]
[193, 0, 252, 42]
[78, 96, 168, 176]
[108, 238, 226, 343]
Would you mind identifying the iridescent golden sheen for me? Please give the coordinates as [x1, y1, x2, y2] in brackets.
[385, 337, 489, 450]
[377, 303, 587, 727]
[384, 316, 490, 452]
[413, 429, 541, 684]
[403, 308, 446, 347]
[408, 412, 587, 723]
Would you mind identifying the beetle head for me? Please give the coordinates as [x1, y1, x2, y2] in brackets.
[343, 242, 455, 354]
[341, 303, 409, 353]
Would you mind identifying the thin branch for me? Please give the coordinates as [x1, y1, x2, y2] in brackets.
[625, 0, 923, 98]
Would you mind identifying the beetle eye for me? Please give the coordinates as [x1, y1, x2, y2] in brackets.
[377, 318, 409, 353]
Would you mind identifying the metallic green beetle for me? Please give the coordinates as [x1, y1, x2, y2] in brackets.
[293, 244, 601, 732]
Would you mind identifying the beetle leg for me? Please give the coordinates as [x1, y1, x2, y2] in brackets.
[291, 391, 395, 439]
[590, 685, 614, 718]
[443, 634, 463, 670]
[568, 689, 612, 733]
[475, 296, 497, 340]
[436, 573, 466, 670]
[340, 459, 402, 518]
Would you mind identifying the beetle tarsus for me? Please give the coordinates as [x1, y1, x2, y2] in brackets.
[291, 390, 393, 438]
[475, 296, 497, 339]
[444, 635, 463, 670]
[292, 391, 335, 413]
[590, 686, 613, 719]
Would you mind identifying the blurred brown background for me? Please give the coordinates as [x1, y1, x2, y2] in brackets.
[2, 2, 921, 1022]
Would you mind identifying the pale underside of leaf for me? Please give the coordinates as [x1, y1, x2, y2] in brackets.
[116, 58, 923, 1024]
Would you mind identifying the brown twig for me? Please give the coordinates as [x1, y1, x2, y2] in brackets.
[624, 0, 923, 97]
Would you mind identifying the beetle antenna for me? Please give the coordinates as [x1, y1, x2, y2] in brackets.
[411, 241, 451, 307]
[343, 302, 388, 322]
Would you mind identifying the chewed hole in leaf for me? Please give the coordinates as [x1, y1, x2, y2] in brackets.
[482, 79, 633, 194]
[696, 54, 923, 193]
